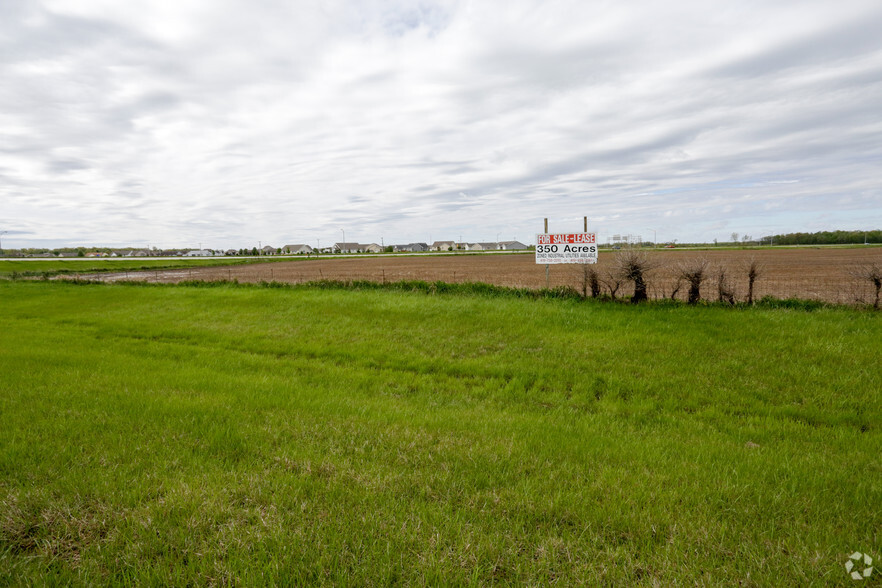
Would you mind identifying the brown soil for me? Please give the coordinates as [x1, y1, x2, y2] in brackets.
[91, 248, 882, 305]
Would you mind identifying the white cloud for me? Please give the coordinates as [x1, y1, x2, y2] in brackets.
[1, 0, 881, 248]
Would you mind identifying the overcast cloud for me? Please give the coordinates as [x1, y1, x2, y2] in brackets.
[2, 0, 881, 248]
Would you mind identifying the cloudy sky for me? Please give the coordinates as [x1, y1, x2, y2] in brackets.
[2, 0, 881, 249]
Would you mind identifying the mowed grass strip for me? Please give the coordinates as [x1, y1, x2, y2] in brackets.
[0, 281, 879, 585]
[0, 257, 270, 278]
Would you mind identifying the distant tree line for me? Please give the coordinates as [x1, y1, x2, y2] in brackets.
[765, 230, 881, 245]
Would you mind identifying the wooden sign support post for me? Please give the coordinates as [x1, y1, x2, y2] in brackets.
[544, 217, 549, 288]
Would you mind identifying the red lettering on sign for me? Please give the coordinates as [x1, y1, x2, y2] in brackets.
[536, 233, 596, 245]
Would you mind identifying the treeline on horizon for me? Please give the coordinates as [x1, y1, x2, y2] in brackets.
[765, 229, 881, 245]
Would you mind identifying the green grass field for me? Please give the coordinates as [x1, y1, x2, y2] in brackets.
[0, 257, 275, 278]
[1, 281, 879, 585]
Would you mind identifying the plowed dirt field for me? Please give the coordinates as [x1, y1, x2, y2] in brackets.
[93, 247, 882, 305]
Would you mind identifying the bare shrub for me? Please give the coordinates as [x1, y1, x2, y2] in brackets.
[669, 277, 683, 301]
[603, 270, 624, 298]
[743, 257, 763, 305]
[590, 268, 602, 298]
[676, 258, 708, 304]
[850, 262, 882, 309]
[717, 267, 736, 305]
[578, 265, 602, 298]
[614, 249, 656, 303]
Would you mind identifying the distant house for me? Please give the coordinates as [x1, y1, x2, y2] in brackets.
[130, 249, 150, 257]
[467, 242, 499, 251]
[224, 249, 238, 256]
[260, 246, 277, 255]
[334, 242, 362, 254]
[393, 243, 429, 252]
[362, 243, 383, 253]
[282, 244, 314, 255]
[498, 241, 528, 251]
[185, 249, 214, 257]
[431, 241, 456, 251]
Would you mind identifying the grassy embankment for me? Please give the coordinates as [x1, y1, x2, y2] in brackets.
[0, 280, 879, 585]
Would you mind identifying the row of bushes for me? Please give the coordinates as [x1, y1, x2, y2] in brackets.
[576, 250, 882, 309]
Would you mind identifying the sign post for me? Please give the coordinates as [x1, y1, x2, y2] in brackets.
[544, 218, 549, 287]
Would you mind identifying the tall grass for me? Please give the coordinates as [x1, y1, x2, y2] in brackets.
[0, 281, 879, 585]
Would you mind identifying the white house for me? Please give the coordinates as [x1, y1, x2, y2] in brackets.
[282, 244, 315, 255]
[430, 241, 456, 251]
[393, 243, 429, 252]
[334, 242, 362, 253]
[185, 249, 214, 257]
[499, 241, 528, 250]
[467, 242, 499, 251]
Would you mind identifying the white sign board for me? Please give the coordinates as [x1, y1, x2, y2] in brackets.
[536, 233, 597, 264]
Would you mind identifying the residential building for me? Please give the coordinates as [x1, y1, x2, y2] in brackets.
[430, 241, 456, 251]
[282, 244, 315, 255]
[334, 242, 362, 253]
[393, 243, 429, 252]
[467, 242, 499, 251]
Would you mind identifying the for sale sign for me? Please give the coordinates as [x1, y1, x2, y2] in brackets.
[536, 233, 597, 264]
